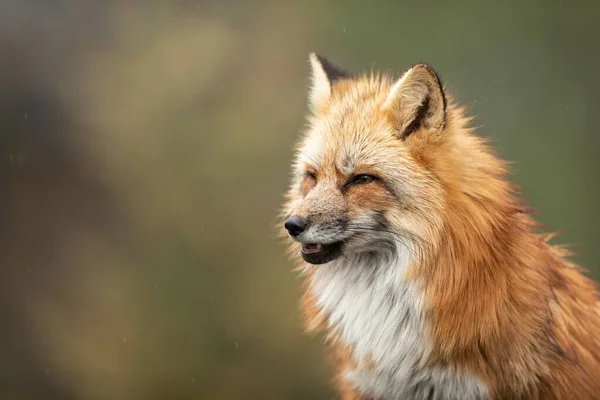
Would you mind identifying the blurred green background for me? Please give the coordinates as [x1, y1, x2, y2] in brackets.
[1, 1, 599, 399]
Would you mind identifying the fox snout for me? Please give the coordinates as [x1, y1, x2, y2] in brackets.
[283, 213, 348, 265]
[284, 216, 308, 237]
[284, 172, 394, 264]
[283, 215, 347, 243]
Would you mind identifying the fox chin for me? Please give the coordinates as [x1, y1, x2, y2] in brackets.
[281, 53, 600, 400]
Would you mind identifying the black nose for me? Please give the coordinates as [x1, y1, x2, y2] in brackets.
[284, 216, 308, 237]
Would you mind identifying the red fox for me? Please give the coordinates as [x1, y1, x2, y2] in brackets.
[282, 53, 600, 400]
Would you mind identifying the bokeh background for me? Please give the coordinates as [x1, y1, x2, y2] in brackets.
[1, 1, 599, 399]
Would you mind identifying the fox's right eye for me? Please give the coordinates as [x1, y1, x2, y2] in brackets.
[306, 171, 317, 181]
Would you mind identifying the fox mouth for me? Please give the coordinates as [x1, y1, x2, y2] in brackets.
[300, 241, 344, 264]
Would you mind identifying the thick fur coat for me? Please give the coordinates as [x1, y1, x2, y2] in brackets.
[282, 54, 600, 400]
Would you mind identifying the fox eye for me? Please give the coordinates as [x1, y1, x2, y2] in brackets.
[306, 171, 317, 181]
[350, 174, 376, 185]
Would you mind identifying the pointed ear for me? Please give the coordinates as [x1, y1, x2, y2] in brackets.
[308, 53, 349, 111]
[383, 64, 446, 139]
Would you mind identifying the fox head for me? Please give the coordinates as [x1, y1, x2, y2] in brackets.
[283, 53, 505, 266]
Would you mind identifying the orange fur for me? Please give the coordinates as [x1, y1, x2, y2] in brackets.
[283, 55, 600, 399]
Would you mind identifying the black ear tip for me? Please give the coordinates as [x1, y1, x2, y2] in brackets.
[313, 53, 330, 65]
[309, 52, 329, 63]
[311, 53, 349, 83]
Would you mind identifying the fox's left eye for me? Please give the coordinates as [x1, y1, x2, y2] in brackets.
[351, 174, 376, 185]
[306, 171, 317, 181]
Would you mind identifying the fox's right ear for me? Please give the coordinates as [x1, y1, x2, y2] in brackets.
[383, 64, 446, 139]
[308, 53, 349, 112]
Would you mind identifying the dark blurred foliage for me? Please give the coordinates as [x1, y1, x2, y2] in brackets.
[0, 1, 598, 399]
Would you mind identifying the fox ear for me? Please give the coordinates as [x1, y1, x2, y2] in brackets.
[383, 64, 446, 139]
[308, 53, 349, 111]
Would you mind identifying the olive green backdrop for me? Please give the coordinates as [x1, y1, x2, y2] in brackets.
[1, 1, 599, 399]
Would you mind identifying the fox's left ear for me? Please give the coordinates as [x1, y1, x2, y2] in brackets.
[308, 53, 349, 112]
[383, 64, 446, 139]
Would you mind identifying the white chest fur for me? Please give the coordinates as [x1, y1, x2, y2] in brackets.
[310, 248, 490, 400]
